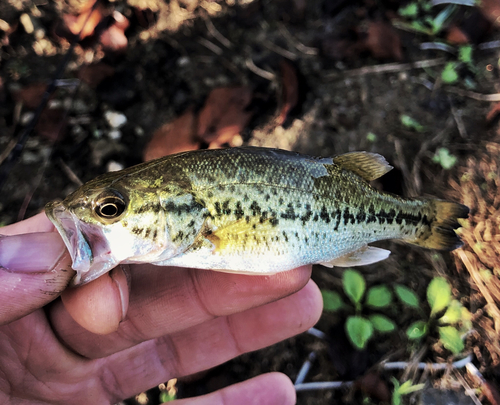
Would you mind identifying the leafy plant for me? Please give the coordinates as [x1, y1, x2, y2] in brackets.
[404, 277, 470, 354]
[391, 377, 425, 405]
[432, 147, 457, 169]
[322, 269, 396, 350]
[400, 114, 426, 132]
[395, 1, 458, 36]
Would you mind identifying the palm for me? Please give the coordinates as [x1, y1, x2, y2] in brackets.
[0, 215, 322, 405]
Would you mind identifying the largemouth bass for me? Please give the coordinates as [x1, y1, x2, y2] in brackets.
[45, 147, 468, 285]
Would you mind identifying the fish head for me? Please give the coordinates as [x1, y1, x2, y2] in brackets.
[45, 182, 169, 286]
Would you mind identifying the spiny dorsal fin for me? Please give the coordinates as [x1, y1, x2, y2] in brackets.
[333, 152, 393, 181]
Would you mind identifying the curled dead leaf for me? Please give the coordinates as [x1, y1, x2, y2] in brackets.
[364, 20, 402, 61]
[276, 59, 299, 127]
[197, 86, 253, 146]
[143, 108, 200, 161]
[62, 0, 104, 39]
[479, 0, 500, 27]
[100, 11, 129, 52]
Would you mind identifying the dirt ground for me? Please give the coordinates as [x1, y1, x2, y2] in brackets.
[1, 0, 500, 404]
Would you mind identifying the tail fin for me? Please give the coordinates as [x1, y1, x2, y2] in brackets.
[406, 201, 469, 251]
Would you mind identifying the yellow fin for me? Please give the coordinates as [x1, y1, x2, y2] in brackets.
[333, 152, 393, 181]
[320, 246, 391, 267]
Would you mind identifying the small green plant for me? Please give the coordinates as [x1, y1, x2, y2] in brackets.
[432, 147, 457, 169]
[322, 269, 396, 350]
[391, 377, 425, 405]
[395, 1, 459, 36]
[400, 114, 426, 132]
[402, 277, 471, 354]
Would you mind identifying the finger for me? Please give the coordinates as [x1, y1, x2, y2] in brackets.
[173, 372, 295, 405]
[61, 265, 130, 335]
[97, 280, 322, 402]
[50, 265, 312, 358]
[0, 232, 74, 324]
[0, 212, 55, 235]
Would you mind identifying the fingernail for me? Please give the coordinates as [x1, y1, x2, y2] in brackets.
[0, 232, 67, 273]
[110, 264, 130, 321]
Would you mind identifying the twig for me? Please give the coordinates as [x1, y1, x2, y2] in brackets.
[324, 58, 446, 79]
[420, 42, 456, 54]
[295, 351, 316, 385]
[478, 40, 500, 50]
[197, 37, 223, 55]
[383, 354, 473, 370]
[393, 137, 414, 196]
[59, 158, 83, 186]
[307, 327, 327, 340]
[449, 99, 468, 139]
[295, 381, 353, 392]
[202, 11, 231, 49]
[446, 87, 500, 101]
[454, 368, 482, 405]
[245, 58, 276, 81]
[277, 23, 318, 56]
[262, 39, 298, 60]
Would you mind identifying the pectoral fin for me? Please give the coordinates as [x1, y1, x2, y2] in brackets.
[319, 246, 391, 268]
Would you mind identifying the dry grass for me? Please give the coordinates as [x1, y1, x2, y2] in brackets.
[449, 142, 500, 367]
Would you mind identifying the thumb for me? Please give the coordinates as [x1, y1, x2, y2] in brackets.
[0, 232, 74, 324]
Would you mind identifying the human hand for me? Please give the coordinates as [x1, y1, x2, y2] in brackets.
[0, 213, 322, 404]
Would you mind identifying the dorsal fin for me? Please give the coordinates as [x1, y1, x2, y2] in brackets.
[333, 152, 393, 181]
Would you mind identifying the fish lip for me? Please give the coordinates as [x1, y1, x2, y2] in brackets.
[45, 201, 117, 286]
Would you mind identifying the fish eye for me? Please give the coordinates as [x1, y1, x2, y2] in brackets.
[95, 191, 126, 219]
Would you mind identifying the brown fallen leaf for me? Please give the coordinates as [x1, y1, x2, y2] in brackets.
[354, 371, 391, 403]
[276, 59, 299, 126]
[486, 102, 500, 124]
[197, 86, 253, 146]
[446, 25, 470, 45]
[35, 108, 66, 141]
[11, 82, 50, 109]
[78, 62, 115, 88]
[479, 0, 500, 27]
[100, 11, 129, 52]
[143, 108, 200, 161]
[62, 0, 104, 39]
[364, 20, 403, 60]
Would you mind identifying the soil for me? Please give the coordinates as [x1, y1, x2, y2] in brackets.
[1, 0, 499, 404]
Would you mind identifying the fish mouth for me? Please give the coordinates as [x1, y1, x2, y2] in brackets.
[45, 201, 119, 286]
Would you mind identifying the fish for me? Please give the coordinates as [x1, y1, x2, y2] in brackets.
[45, 147, 469, 286]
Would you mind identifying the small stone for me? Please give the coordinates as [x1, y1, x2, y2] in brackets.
[20, 13, 34, 34]
[108, 129, 122, 140]
[104, 110, 127, 128]
[107, 160, 124, 172]
[20, 112, 35, 126]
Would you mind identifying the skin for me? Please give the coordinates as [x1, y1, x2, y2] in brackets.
[0, 213, 323, 405]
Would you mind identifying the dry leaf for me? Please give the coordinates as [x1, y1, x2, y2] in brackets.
[11, 82, 50, 109]
[78, 63, 115, 88]
[354, 371, 391, 403]
[100, 11, 129, 52]
[486, 102, 500, 124]
[143, 108, 199, 161]
[364, 20, 402, 60]
[446, 25, 470, 45]
[197, 86, 253, 146]
[276, 59, 299, 126]
[479, 0, 500, 27]
[35, 108, 66, 141]
[62, 0, 104, 39]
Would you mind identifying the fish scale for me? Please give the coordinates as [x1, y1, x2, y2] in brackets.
[45, 147, 469, 285]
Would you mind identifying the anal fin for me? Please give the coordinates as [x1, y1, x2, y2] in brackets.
[319, 246, 391, 268]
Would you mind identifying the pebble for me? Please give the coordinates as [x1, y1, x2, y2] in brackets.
[104, 111, 127, 128]
[108, 129, 122, 140]
[106, 160, 124, 172]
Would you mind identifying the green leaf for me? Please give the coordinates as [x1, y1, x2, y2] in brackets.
[366, 132, 377, 142]
[398, 381, 425, 395]
[321, 290, 345, 312]
[406, 320, 428, 339]
[427, 277, 452, 316]
[343, 269, 366, 305]
[438, 326, 464, 354]
[346, 316, 373, 350]
[399, 2, 419, 18]
[430, 4, 456, 34]
[432, 147, 457, 170]
[441, 62, 459, 84]
[439, 299, 462, 324]
[400, 114, 425, 132]
[458, 45, 473, 64]
[160, 392, 176, 402]
[369, 314, 396, 333]
[394, 285, 420, 308]
[366, 285, 392, 308]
